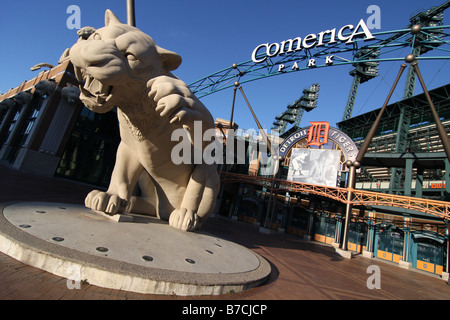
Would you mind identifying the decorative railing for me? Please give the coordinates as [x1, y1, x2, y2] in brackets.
[220, 171, 450, 220]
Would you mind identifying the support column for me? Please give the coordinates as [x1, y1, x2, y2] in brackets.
[230, 183, 244, 220]
[303, 201, 315, 241]
[256, 187, 266, 225]
[404, 158, 414, 197]
[443, 221, 450, 282]
[389, 106, 412, 195]
[0, 99, 16, 135]
[399, 216, 412, 269]
[415, 167, 424, 198]
[363, 212, 375, 258]
[337, 161, 359, 259]
[269, 190, 278, 229]
[0, 92, 33, 160]
[334, 205, 344, 247]
[445, 159, 450, 201]
[279, 192, 290, 233]
[332, 214, 342, 249]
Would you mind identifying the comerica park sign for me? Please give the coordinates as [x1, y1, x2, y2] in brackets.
[251, 19, 375, 64]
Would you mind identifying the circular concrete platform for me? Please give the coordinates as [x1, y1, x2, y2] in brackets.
[0, 202, 271, 296]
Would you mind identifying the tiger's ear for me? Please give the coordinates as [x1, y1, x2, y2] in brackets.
[157, 46, 182, 71]
[105, 9, 123, 26]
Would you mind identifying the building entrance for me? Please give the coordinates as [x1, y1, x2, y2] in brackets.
[375, 224, 404, 263]
[313, 213, 337, 245]
[410, 231, 446, 275]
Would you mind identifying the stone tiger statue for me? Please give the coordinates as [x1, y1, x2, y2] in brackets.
[69, 9, 219, 231]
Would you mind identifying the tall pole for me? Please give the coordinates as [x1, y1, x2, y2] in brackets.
[238, 86, 273, 155]
[229, 83, 238, 132]
[127, 0, 136, 27]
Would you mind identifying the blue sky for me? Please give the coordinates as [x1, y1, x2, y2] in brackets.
[1, 0, 450, 131]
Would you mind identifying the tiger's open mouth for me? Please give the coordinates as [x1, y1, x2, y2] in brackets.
[74, 66, 114, 106]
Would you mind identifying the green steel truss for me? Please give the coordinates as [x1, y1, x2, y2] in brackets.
[188, 2, 450, 195]
[389, 3, 450, 193]
[187, 3, 450, 194]
[337, 83, 450, 193]
[271, 83, 320, 134]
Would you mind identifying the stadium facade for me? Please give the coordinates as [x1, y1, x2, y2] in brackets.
[0, 59, 449, 281]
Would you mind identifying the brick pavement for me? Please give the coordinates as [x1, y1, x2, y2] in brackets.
[1, 163, 450, 301]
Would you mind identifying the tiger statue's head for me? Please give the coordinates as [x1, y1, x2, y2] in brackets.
[69, 9, 182, 113]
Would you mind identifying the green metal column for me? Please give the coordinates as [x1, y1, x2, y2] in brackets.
[389, 47, 420, 195]
[365, 212, 376, 256]
[415, 167, 424, 198]
[389, 106, 412, 194]
[445, 158, 450, 200]
[446, 221, 450, 276]
[404, 158, 414, 196]
[402, 216, 412, 263]
[334, 212, 343, 246]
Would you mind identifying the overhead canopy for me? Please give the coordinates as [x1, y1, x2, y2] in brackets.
[362, 151, 448, 169]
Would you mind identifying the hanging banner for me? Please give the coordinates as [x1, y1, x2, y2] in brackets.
[279, 122, 358, 162]
[287, 148, 341, 187]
